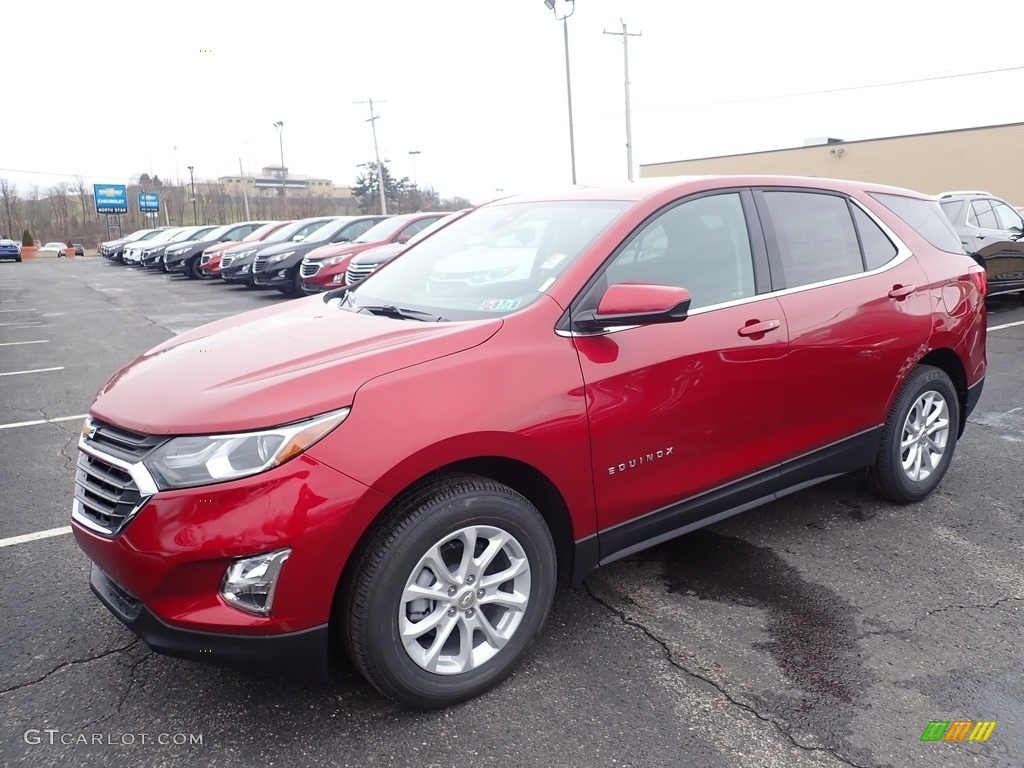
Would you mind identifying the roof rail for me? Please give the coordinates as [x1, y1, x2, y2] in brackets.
[937, 190, 993, 199]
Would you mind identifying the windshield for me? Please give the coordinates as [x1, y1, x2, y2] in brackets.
[354, 217, 412, 243]
[405, 213, 459, 246]
[200, 224, 234, 241]
[136, 230, 164, 242]
[304, 218, 354, 244]
[346, 200, 629, 320]
[244, 222, 284, 241]
[146, 228, 183, 244]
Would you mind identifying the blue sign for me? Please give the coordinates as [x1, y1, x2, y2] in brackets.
[94, 184, 128, 214]
[138, 192, 160, 213]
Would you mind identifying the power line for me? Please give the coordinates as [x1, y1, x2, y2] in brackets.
[632, 64, 1024, 115]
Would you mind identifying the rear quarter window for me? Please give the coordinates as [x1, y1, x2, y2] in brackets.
[870, 193, 964, 254]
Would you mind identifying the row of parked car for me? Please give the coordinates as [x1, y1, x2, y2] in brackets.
[98, 211, 464, 295]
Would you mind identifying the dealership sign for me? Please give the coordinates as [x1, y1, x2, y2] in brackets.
[94, 184, 128, 214]
[138, 192, 160, 213]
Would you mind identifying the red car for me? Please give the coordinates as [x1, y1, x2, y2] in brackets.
[299, 212, 448, 294]
[72, 175, 986, 709]
[199, 221, 292, 278]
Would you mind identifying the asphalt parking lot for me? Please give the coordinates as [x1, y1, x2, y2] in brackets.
[1, 257, 1022, 768]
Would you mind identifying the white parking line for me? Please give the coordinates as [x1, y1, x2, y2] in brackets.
[0, 413, 87, 430]
[0, 307, 35, 312]
[0, 321, 42, 327]
[0, 366, 65, 377]
[0, 339, 49, 347]
[0, 526, 72, 549]
[989, 319, 1024, 331]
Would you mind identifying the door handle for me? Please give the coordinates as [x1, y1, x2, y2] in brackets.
[737, 319, 780, 337]
[888, 284, 916, 300]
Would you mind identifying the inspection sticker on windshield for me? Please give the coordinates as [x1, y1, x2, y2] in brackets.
[478, 299, 522, 311]
[541, 252, 568, 270]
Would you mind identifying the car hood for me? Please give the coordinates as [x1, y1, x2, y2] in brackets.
[350, 242, 405, 266]
[204, 239, 243, 255]
[90, 297, 502, 434]
[257, 240, 330, 258]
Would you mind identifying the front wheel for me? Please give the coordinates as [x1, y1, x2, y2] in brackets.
[342, 475, 556, 709]
[868, 365, 960, 503]
[187, 257, 205, 279]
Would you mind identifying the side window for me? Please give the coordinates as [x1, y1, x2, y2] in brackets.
[872, 193, 964, 254]
[852, 206, 897, 270]
[970, 201, 997, 229]
[992, 201, 1023, 231]
[762, 191, 862, 288]
[597, 192, 756, 310]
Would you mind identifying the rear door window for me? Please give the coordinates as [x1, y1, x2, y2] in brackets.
[871, 193, 963, 254]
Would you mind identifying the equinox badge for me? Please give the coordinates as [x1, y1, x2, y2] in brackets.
[608, 447, 674, 475]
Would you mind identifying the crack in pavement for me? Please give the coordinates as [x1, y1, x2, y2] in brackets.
[0, 639, 140, 696]
[861, 595, 1023, 639]
[583, 582, 873, 768]
[83, 649, 156, 730]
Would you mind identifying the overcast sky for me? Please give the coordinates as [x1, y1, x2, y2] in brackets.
[3, 0, 1023, 204]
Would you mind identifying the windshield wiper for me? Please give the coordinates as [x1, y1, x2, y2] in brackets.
[355, 303, 449, 323]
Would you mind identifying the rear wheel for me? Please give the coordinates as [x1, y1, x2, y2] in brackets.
[868, 365, 959, 503]
[342, 474, 556, 709]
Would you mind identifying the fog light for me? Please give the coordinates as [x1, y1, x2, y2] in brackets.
[220, 548, 291, 616]
[277, 270, 288, 278]
[332, 275, 345, 284]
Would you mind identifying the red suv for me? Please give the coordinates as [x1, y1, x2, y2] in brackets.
[71, 176, 986, 709]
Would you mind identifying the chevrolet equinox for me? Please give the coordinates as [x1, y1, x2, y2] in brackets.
[72, 175, 987, 709]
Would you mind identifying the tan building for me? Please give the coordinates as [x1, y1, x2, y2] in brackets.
[640, 122, 1024, 205]
[216, 166, 353, 200]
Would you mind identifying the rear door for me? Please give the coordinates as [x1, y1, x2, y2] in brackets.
[754, 188, 932, 478]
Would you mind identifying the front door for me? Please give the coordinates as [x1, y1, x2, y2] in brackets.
[567, 190, 791, 559]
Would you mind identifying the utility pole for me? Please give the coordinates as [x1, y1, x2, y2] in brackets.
[604, 19, 642, 181]
[238, 157, 251, 220]
[355, 98, 388, 215]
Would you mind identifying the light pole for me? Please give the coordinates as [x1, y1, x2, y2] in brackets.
[544, 0, 577, 185]
[187, 165, 198, 225]
[273, 121, 287, 218]
[408, 150, 421, 187]
[355, 99, 389, 215]
[605, 20, 643, 181]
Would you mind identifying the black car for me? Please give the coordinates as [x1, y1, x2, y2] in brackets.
[252, 215, 388, 294]
[938, 190, 1024, 299]
[142, 226, 222, 269]
[221, 217, 339, 286]
[73, 243, 85, 257]
[163, 221, 272, 279]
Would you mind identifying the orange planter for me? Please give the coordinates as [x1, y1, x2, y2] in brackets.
[21, 246, 37, 260]
[64, 247, 76, 258]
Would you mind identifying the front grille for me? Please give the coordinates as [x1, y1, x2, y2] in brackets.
[346, 263, 376, 285]
[252, 257, 267, 274]
[74, 452, 145, 535]
[220, 256, 235, 268]
[300, 261, 321, 278]
[88, 420, 166, 463]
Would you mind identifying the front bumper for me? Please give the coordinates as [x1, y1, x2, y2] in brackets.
[252, 266, 295, 287]
[72, 446, 390, 678]
[91, 564, 330, 680]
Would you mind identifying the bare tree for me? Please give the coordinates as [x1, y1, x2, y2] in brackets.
[0, 178, 18, 238]
[28, 185, 43, 240]
[73, 176, 91, 227]
[49, 183, 72, 239]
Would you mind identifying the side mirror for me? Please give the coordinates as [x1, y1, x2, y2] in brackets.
[396, 233, 412, 244]
[292, 235, 305, 242]
[573, 283, 692, 332]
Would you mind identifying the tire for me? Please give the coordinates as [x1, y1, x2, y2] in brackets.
[342, 474, 557, 709]
[868, 365, 960, 504]
[187, 257, 204, 280]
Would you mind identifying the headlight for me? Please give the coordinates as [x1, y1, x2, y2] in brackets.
[233, 248, 257, 259]
[142, 407, 351, 490]
[323, 253, 353, 267]
[267, 251, 295, 263]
